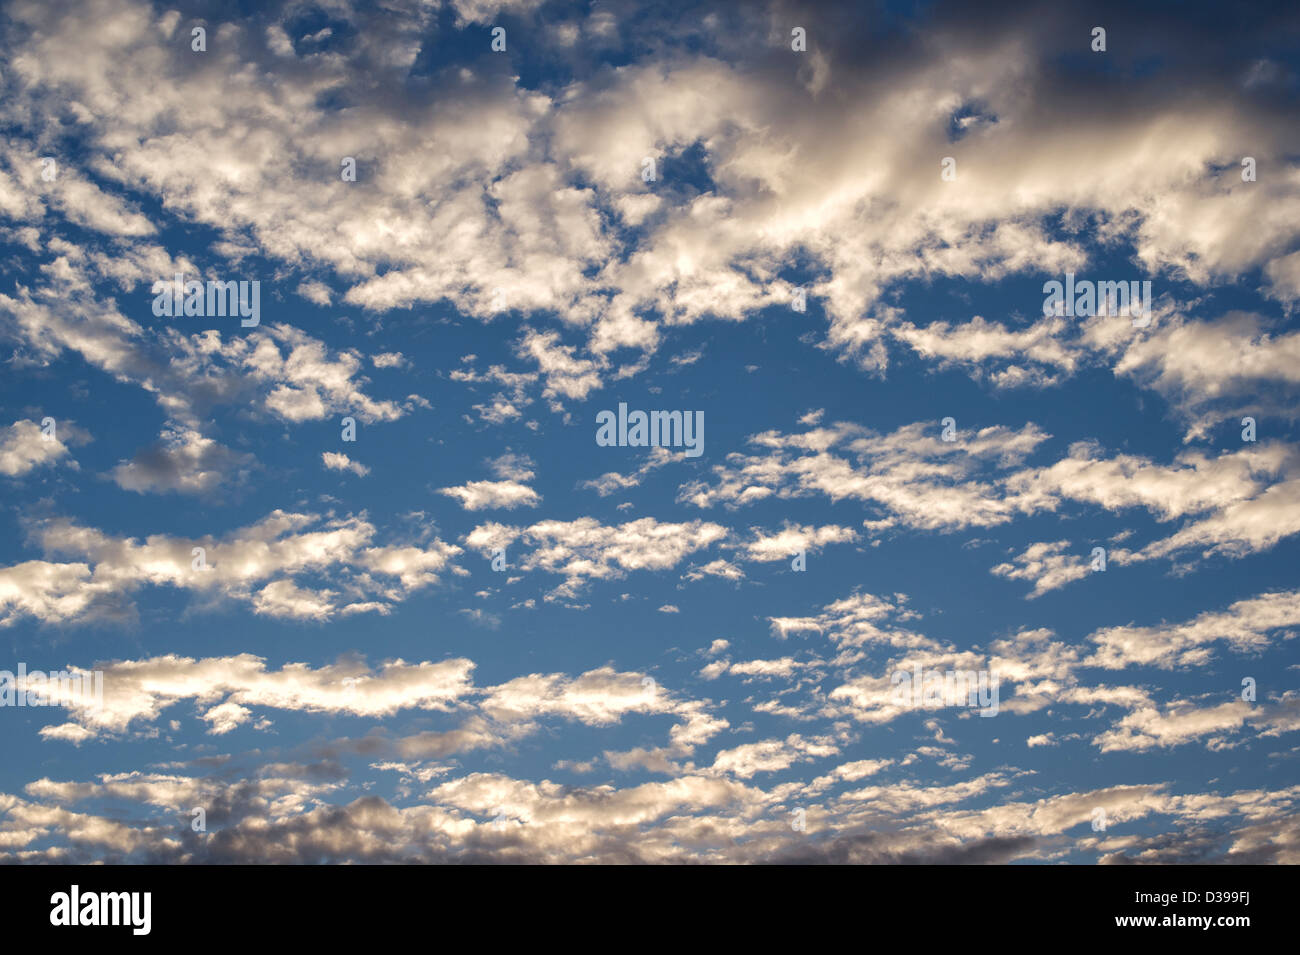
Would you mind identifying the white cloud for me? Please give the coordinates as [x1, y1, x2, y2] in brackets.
[465, 516, 728, 598]
[990, 540, 1092, 598]
[1087, 589, 1300, 671]
[739, 523, 858, 562]
[112, 427, 253, 493]
[439, 480, 540, 511]
[0, 419, 87, 476]
[0, 510, 461, 626]
[322, 452, 370, 477]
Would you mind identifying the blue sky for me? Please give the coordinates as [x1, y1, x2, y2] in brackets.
[0, 0, 1298, 863]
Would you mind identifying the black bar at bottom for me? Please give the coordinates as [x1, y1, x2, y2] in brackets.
[0, 863, 1275, 942]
